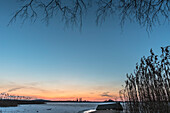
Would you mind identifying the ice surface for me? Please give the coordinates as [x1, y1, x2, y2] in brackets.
[0, 102, 101, 113]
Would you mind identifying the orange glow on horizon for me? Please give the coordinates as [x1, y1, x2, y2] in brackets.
[1, 82, 121, 101]
[33, 96, 121, 102]
[6, 91, 120, 101]
[15, 92, 120, 101]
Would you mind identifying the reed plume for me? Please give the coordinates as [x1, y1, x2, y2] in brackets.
[120, 46, 170, 113]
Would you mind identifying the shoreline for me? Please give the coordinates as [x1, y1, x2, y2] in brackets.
[85, 110, 123, 113]
[0, 100, 45, 107]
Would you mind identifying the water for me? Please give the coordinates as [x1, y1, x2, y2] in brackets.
[0, 102, 102, 113]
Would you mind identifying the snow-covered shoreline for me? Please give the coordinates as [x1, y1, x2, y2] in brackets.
[0, 102, 98, 113]
[0, 102, 126, 113]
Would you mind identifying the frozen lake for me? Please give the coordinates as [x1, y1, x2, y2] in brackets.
[0, 102, 111, 113]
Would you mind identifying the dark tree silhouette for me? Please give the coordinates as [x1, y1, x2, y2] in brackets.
[9, 0, 169, 31]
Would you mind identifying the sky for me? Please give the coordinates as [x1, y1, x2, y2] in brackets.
[0, 0, 169, 101]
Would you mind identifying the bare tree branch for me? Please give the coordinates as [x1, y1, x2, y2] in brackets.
[9, 0, 88, 29]
[119, 0, 170, 31]
[9, 0, 170, 32]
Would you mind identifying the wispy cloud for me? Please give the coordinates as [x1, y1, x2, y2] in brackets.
[7, 87, 23, 92]
[100, 92, 113, 98]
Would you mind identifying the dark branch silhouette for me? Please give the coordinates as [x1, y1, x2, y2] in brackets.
[9, 0, 88, 29]
[119, 0, 169, 31]
[10, 0, 170, 31]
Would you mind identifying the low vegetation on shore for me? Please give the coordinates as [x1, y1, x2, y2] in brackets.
[0, 99, 45, 107]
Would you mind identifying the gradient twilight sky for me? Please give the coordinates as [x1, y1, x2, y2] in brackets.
[0, 0, 169, 101]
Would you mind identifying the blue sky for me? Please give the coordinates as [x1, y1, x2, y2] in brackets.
[0, 0, 169, 100]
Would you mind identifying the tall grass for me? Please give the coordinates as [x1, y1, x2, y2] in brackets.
[120, 46, 170, 113]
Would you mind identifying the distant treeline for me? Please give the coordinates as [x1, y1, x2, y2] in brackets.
[0, 93, 32, 100]
[0, 99, 45, 107]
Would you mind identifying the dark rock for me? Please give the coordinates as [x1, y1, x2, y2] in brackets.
[96, 102, 123, 111]
[47, 108, 52, 110]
